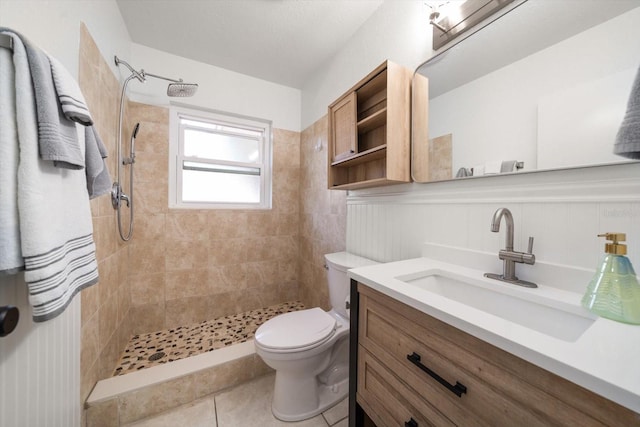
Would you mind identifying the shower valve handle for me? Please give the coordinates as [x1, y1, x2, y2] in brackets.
[120, 193, 130, 208]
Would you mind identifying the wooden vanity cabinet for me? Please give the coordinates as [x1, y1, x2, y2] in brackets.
[328, 60, 413, 190]
[350, 282, 640, 427]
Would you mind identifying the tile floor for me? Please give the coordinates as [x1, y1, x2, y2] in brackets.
[122, 373, 348, 427]
[114, 301, 305, 376]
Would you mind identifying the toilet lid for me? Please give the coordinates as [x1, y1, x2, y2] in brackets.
[255, 308, 336, 350]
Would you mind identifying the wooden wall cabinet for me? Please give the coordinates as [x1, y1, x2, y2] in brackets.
[350, 283, 640, 427]
[328, 61, 413, 190]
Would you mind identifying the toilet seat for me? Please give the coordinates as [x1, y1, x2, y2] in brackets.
[255, 308, 337, 352]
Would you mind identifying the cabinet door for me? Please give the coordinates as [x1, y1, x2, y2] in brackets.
[329, 92, 357, 162]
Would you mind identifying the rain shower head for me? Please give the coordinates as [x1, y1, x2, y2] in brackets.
[143, 71, 198, 97]
[167, 82, 199, 97]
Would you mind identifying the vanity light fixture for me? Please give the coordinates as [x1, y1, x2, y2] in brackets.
[427, 2, 450, 32]
[428, 0, 518, 50]
[426, 1, 468, 33]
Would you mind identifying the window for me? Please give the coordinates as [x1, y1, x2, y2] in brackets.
[169, 105, 272, 209]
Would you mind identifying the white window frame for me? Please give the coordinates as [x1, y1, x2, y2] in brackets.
[169, 104, 273, 210]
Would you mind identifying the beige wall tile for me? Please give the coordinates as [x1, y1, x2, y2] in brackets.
[98, 255, 119, 304]
[165, 269, 209, 300]
[164, 296, 210, 326]
[209, 238, 247, 266]
[81, 281, 100, 325]
[165, 240, 208, 271]
[217, 264, 247, 292]
[130, 273, 166, 306]
[207, 211, 248, 239]
[129, 101, 169, 125]
[134, 214, 165, 241]
[129, 241, 166, 275]
[133, 183, 169, 214]
[99, 292, 118, 347]
[134, 152, 168, 184]
[129, 303, 166, 335]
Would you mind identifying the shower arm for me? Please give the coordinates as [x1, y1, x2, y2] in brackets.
[114, 56, 187, 85]
[142, 71, 183, 84]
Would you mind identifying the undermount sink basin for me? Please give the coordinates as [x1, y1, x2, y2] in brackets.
[397, 269, 596, 342]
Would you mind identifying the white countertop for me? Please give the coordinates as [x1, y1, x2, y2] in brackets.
[348, 256, 640, 414]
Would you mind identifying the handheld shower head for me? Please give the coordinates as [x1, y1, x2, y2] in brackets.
[167, 82, 199, 97]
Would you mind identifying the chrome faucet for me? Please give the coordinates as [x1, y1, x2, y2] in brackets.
[484, 208, 537, 288]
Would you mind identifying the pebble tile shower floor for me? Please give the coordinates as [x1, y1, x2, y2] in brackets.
[113, 301, 305, 376]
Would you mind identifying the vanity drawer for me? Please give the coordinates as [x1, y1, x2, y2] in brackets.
[357, 345, 454, 427]
[357, 284, 639, 427]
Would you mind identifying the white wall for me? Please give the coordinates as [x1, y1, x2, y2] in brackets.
[0, 0, 131, 78]
[0, 1, 131, 426]
[300, 0, 432, 129]
[128, 43, 301, 131]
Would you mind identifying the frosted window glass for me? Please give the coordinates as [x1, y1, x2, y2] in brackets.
[170, 106, 271, 209]
[183, 129, 260, 163]
[182, 169, 261, 203]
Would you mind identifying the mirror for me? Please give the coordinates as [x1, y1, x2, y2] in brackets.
[412, 0, 640, 183]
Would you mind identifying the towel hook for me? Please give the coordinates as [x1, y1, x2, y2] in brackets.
[0, 306, 20, 337]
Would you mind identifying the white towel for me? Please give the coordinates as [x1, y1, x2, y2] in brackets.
[47, 53, 93, 126]
[7, 33, 99, 322]
[0, 44, 23, 274]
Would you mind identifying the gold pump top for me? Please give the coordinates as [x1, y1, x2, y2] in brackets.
[598, 232, 627, 255]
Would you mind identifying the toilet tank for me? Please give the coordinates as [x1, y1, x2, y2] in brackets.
[324, 252, 378, 319]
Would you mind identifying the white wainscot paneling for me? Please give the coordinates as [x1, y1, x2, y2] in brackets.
[346, 163, 640, 271]
[0, 274, 81, 427]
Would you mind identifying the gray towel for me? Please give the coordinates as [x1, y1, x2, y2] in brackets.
[500, 160, 517, 173]
[614, 64, 640, 159]
[85, 126, 112, 199]
[0, 27, 85, 169]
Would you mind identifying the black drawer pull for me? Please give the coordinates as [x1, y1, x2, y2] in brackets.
[407, 352, 467, 397]
[405, 418, 418, 427]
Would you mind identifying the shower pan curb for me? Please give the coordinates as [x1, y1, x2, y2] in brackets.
[85, 340, 270, 425]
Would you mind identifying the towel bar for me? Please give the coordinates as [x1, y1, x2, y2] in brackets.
[0, 33, 13, 51]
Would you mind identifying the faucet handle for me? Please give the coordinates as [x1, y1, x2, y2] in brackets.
[527, 236, 534, 254]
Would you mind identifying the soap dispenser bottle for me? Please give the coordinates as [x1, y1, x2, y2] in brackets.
[581, 233, 640, 324]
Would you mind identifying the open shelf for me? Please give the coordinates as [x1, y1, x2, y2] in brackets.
[331, 144, 387, 168]
[357, 108, 387, 135]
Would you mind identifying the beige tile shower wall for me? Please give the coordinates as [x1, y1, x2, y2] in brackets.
[299, 116, 347, 310]
[78, 23, 133, 407]
[127, 102, 302, 334]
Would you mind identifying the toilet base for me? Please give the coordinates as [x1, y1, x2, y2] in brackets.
[271, 377, 348, 422]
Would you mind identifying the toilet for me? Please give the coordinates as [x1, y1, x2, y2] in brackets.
[254, 252, 377, 422]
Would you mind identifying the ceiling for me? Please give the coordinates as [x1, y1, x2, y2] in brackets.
[116, 0, 384, 89]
